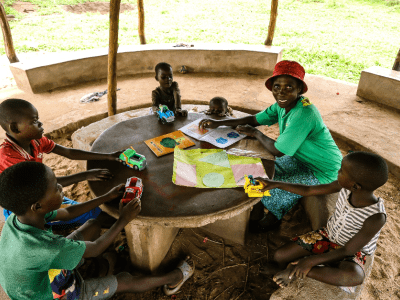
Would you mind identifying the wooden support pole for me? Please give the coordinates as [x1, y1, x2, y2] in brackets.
[393, 48, 400, 71]
[108, 0, 121, 116]
[137, 0, 146, 44]
[0, 3, 19, 63]
[264, 0, 279, 46]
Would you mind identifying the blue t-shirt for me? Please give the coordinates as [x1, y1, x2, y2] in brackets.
[0, 212, 86, 300]
[255, 97, 342, 183]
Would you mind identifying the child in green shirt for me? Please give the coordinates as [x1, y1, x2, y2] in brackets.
[0, 162, 194, 300]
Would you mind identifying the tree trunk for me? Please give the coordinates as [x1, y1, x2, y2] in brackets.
[107, 0, 121, 116]
[0, 2, 19, 63]
[264, 0, 279, 46]
[137, 0, 146, 44]
[393, 48, 400, 71]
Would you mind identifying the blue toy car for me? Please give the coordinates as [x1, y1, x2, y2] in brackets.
[157, 104, 175, 124]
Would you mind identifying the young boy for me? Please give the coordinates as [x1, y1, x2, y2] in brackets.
[151, 62, 188, 117]
[0, 161, 194, 300]
[0, 98, 122, 226]
[256, 151, 387, 289]
[204, 97, 233, 117]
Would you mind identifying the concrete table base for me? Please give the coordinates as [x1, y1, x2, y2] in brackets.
[202, 207, 250, 245]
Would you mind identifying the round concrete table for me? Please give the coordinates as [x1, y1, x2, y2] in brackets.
[88, 113, 274, 272]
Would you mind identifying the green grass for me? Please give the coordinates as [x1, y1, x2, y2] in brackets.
[1, 0, 399, 83]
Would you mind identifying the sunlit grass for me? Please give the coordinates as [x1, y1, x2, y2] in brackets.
[1, 0, 399, 83]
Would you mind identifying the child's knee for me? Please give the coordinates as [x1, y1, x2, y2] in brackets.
[339, 262, 365, 286]
[273, 248, 287, 264]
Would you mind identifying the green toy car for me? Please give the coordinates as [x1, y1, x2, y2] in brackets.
[119, 147, 147, 171]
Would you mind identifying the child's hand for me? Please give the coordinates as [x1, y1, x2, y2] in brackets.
[86, 169, 113, 181]
[108, 150, 124, 161]
[235, 124, 258, 137]
[119, 197, 141, 223]
[176, 109, 188, 117]
[255, 177, 280, 191]
[105, 183, 125, 202]
[199, 119, 218, 130]
[288, 257, 316, 279]
[204, 109, 212, 115]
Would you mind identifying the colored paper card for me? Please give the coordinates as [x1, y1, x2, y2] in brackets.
[144, 130, 195, 157]
[172, 148, 267, 188]
[179, 119, 246, 148]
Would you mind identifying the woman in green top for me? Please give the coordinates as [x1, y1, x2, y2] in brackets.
[199, 60, 342, 232]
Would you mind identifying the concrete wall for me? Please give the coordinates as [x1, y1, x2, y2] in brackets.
[10, 43, 283, 93]
[357, 66, 400, 110]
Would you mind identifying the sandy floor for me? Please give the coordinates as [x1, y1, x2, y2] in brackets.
[35, 128, 399, 300]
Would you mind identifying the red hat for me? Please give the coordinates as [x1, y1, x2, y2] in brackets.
[265, 60, 308, 94]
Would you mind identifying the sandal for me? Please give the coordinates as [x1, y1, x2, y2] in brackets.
[163, 256, 195, 296]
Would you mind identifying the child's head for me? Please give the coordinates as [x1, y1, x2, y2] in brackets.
[0, 161, 63, 216]
[155, 62, 173, 89]
[0, 98, 43, 140]
[265, 61, 307, 110]
[339, 151, 388, 192]
[209, 97, 229, 115]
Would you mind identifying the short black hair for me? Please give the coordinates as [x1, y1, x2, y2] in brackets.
[210, 97, 228, 107]
[155, 62, 172, 75]
[346, 151, 388, 190]
[0, 161, 49, 216]
[0, 98, 34, 131]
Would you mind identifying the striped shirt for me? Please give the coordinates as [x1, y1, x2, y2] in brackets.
[327, 188, 386, 255]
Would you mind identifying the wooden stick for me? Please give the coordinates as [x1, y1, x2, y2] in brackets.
[0, 3, 19, 63]
[108, 0, 121, 116]
[264, 0, 279, 46]
[393, 48, 400, 71]
[137, 0, 146, 44]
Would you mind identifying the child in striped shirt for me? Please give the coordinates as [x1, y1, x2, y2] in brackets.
[256, 151, 387, 289]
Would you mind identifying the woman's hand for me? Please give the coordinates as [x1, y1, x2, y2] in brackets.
[86, 169, 113, 181]
[199, 119, 219, 130]
[255, 177, 281, 191]
[288, 257, 316, 280]
[235, 124, 258, 137]
[104, 184, 125, 202]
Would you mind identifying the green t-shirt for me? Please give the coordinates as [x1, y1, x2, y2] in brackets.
[255, 97, 342, 184]
[0, 211, 86, 300]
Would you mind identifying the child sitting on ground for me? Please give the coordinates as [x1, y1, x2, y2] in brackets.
[0, 161, 195, 300]
[204, 97, 233, 117]
[151, 62, 188, 117]
[0, 98, 122, 227]
[256, 151, 387, 290]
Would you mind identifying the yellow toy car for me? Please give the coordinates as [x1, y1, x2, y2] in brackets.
[244, 175, 270, 197]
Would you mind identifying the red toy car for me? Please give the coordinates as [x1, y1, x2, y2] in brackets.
[121, 177, 143, 204]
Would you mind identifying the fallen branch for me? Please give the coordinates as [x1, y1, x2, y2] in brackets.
[213, 284, 234, 300]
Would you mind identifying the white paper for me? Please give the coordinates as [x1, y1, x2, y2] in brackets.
[179, 119, 246, 148]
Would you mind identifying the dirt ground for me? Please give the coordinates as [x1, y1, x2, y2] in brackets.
[41, 128, 400, 300]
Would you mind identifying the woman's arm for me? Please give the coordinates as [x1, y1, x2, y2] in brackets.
[199, 115, 259, 130]
[288, 213, 386, 279]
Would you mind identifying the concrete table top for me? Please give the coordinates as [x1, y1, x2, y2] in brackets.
[87, 112, 274, 227]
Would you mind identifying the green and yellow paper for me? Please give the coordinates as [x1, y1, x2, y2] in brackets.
[172, 147, 268, 188]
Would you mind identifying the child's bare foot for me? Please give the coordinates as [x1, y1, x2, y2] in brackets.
[273, 264, 295, 287]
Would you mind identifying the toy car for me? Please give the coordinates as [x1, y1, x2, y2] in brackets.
[157, 104, 175, 124]
[121, 177, 143, 204]
[119, 147, 147, 171]
[244, 175, 270, 197]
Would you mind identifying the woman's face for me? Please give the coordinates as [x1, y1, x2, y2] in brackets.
[271, 75, 302, 112]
